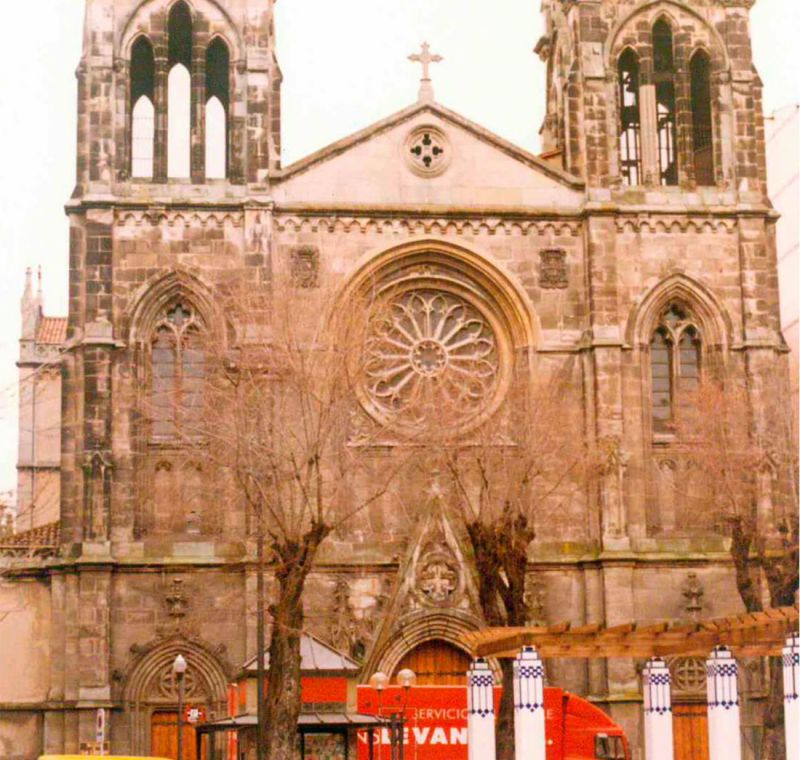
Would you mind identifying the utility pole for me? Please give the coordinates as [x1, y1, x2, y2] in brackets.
[256, 512, 266, 760]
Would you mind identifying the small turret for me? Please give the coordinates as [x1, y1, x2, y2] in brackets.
[20, 267, 41, 343]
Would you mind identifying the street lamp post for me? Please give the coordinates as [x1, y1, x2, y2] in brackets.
[395, 668, 416, 760]
[173, 654, 187, 760]
[369, 672, 389, 760]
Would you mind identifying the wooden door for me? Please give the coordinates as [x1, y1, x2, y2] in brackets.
[673, 704, 709, 760]
[151, 710, 204, 760]
[394, 639, 472, 685]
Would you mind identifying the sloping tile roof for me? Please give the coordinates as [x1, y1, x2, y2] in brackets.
[36, 317, 68, 345]
[243, 632, 360, 673]
[0, 520, 60, 550]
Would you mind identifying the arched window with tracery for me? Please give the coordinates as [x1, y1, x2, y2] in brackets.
[149, 302, 205, 440]
[690, 51, 715, 185]
[650, 303, 701, 430]
[167, 1, 192, 179]
[652, 19, 678, 186]
[618, 49, 642, 186]
[130, 36, 155, 178]
[205, 37, 230, 179]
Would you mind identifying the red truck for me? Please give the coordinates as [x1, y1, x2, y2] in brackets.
[357, 685, 629, 760]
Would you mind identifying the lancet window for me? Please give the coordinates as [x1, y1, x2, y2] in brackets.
[650, 304, 701, 431]
[128, 3, 231, 181]
[205, 38, 230, 179]
[149, 302, 205, 440]
[691, 51, 715, 185]
[653, 20, 678, 186]
[167, 1, 192, 179]
[130, 36, 155, 178]
[616, 18, 717, 187]
[618, 49, 642, 186]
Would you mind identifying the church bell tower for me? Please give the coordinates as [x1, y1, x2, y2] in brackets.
[538, 0, 767, 194]
[75, 0, 281, 194]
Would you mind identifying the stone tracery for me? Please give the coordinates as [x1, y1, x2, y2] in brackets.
[364, 289, 500, 429]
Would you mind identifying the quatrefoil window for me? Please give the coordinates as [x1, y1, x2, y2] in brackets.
[404, 126, 451, 177]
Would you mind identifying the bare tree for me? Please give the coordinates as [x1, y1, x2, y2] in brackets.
[673, 374, 798, 760]
[422, 357, 587, 760]
[162, 277, 404, 760]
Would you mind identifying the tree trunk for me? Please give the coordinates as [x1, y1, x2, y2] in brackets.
[761, 659, 786, 760]
[496, 658, 516, 760]
[263, 524, 328, 760]
[465, 515, 533, 760]
[263, 563, 306, 760]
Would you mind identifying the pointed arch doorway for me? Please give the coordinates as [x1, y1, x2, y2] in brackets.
[393, 639, 471, 686]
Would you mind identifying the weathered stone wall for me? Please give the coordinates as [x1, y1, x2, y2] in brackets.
[1, 0, 792, 756]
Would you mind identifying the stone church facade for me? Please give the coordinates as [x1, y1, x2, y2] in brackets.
[0, 0, 789, 757]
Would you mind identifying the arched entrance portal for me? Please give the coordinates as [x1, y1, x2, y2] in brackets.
[394, 639, 471, 685]
[124, 638, 228, 757]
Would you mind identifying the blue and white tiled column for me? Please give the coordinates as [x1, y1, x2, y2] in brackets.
[783, 634, 799, 760]
[642, 657, 674, 760]
[513, 646, 546, 760]
[706, 646, 742, 760]
[467, 658, 496, 760]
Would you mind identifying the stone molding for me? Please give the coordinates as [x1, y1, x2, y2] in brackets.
[614, 217, 737, 234]
[115, 210, 244, 228]
[275, 214, 582, 237]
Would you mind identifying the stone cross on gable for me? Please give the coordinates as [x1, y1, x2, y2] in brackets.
[408, 42, 443, 102]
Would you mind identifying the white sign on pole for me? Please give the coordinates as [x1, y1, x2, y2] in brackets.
[95, 708, 106, 756]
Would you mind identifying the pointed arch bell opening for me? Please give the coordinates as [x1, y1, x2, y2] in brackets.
[652, 18, 678, 186]
[205, 37, 230, 180]
[618, 48, 642, 186]
[691, 50, 715, 185]
[130, 36, 155, 178]
[167, 1, 192, 179]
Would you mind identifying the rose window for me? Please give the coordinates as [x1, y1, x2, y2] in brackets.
[363, 289, 499, 429]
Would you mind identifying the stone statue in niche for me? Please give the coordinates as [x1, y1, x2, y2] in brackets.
[539, 248, 569, 289]
[250, 212, 270, 255]
[291, 246, 320, 288]
[524, 576, 547, 626]
[326, 576, 374, 662]
[681, 572, 704, 619]
[165, 577, 190, 621]
[83, 450, 113, 540]
[596, 435, 630, 539]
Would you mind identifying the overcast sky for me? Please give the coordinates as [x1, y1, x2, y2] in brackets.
[0, 1, 797, 497]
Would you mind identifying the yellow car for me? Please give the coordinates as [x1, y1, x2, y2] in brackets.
[39, 756, 171, 760]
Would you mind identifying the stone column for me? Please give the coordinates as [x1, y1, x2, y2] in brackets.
[467, 659, 496, 760]
[642, 657, 673, 760]
[706, 646, 741, 760]
[639, 84, 659, 185]
[190, 35, 208, 184]
[153, 56, 169, 182]
[784, 634, 800, 760]
[513, 647, 546, 760]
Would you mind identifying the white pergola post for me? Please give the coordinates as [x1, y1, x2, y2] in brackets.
[467, 658, 496, 760]
[513, 646, 546, 760]
[706, 646, 742, 760]
[642, 657, 674, 760]
[784, 633, 800, 760]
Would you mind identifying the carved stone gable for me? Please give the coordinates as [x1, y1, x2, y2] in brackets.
[414, 537, 462, 607]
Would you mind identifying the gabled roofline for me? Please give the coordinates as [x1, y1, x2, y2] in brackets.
[273, 100, 585, 190]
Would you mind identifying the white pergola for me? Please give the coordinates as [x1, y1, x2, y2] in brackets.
[460, 606, 799, 760]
